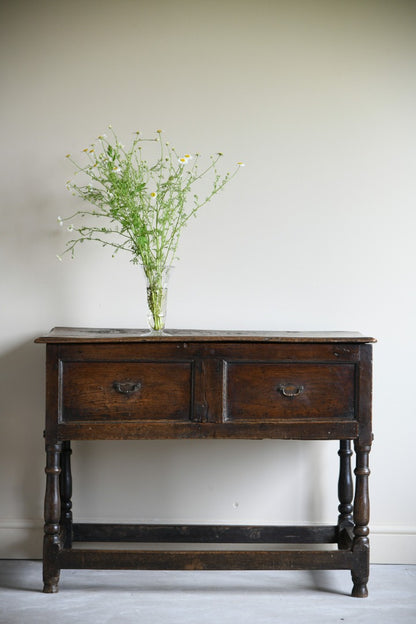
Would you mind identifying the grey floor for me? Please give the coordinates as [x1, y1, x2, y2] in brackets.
[0, 561, 415, 624]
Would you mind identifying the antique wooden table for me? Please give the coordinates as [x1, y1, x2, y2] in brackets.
[35, 328, 375, 596]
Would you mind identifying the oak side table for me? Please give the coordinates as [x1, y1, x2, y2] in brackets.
[35, 328, 375, 596]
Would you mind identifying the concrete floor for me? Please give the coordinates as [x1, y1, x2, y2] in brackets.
[0, 561, 415, 624]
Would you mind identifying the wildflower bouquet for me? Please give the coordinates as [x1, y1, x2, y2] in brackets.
[59, 126, 243, 331]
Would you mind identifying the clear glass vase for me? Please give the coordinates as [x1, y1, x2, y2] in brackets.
[142, 265, 172, 334]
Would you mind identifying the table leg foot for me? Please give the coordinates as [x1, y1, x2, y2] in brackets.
[43, 581, 59, 594]
[351, 578, 368, 598]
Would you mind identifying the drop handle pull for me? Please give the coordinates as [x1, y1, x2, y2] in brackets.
[278, 383, 304, 398]
[113, 381, 141, 396]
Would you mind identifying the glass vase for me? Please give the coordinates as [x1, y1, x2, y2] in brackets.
[142, 265, 172, 334]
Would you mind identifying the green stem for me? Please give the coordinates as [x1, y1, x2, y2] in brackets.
[144, 267, 170, 331]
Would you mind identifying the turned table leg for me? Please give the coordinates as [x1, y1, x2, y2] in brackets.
[337, 440, 354, 550]
[60, 441, 73, 549]
[43, 442, 62, 593]
[351, 442, 371, 598]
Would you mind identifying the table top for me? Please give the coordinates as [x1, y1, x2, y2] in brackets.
[35, 327, 376, 344]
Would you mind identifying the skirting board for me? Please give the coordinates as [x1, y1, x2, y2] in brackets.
[0, 521, 415, 564]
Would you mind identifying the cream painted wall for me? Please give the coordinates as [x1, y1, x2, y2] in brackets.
[1, 0, 415, 564]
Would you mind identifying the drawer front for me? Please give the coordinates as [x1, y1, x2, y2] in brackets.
[60, 361, 193, 422]
[225, 363, 355, 421]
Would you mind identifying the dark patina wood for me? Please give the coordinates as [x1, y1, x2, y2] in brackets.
[72, 523, 339, 544]
[35, 327, 375, 344]
[42, 443, 61, 593]
[59, 441, 73, 550]
[337, 440, 354, 550]
[59, 549, 355, 571]
[36, 328, 374, 596]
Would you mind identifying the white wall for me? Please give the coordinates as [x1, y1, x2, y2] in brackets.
[1, 0, 415, 564]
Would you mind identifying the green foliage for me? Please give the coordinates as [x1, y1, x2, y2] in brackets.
[59, 127, 243, 278]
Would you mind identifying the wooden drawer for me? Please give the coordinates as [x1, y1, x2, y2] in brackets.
[224, 362, 355, 421]
[60, 361, 193, 422]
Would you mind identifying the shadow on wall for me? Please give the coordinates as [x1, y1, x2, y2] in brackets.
[69, 438, 333, 527]
[0, 340, 45, 554]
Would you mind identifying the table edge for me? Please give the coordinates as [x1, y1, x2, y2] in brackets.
[34, 327, 377, 344]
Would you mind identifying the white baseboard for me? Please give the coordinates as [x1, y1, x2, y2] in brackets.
[0, 521, 415, 564]
[370, 526, 416, 564]
[0, 520, 43, 559]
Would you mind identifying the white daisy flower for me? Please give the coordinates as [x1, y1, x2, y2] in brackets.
[178, 154, 192, 164]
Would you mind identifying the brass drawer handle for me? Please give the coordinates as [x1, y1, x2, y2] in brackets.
[278, 383, 304, 398]
[113, 381, 141, 396]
